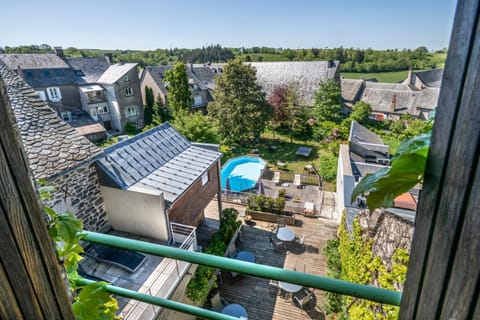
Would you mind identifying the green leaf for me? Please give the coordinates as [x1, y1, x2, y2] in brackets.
[351, 132, 430, 210]
[56, 212, 83, 243]
[72, 282, 116, 320]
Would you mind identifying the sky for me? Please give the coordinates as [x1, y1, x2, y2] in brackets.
[1, 0, 457, 51]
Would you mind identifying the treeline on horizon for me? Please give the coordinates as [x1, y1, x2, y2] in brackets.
[1, 44, 446, 73]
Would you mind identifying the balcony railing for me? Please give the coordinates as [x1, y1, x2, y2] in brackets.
[119, 223, 197, 319]
[79, 230, 401, 320]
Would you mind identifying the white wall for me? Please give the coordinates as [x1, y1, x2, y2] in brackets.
[101, 186, 169, 241]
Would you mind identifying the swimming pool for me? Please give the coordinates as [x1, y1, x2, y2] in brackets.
[221, 156, 266, 192]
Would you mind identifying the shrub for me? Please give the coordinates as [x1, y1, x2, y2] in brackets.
[278, 188, 287, 198]
[124, 122, 141, 135]
[319, 155, 338, 183]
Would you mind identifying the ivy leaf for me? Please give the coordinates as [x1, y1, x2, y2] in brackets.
[352, 132, 430, 210]
[72, 282, 114, 320]
[56, 212, 83, 244]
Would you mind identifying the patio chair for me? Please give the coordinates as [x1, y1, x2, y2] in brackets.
[293, 288, 313, 310]
[269, 279, 281, 295]
[273, 171, 280, 185]
[277, 217, 286, 228]
[210, 292, 229, 312]
[295, 232, 306, 249]
[293, 174, 302, 188]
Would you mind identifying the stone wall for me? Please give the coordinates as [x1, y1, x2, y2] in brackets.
[45, 163, 109, 231]
[358, 209, 414, 268]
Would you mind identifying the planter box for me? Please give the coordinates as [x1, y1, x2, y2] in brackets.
[246, 209, 295, 225]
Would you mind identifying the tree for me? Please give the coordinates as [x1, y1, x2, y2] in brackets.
[313, 80, 343, 123]
[164, 62, 192, 115]
[208, 59, 272, 142]
[267, 85, 289, 123]
[154, 94, 171, 124]
[144, 86, 154, 126]
[347, 101, 372, 124]
[171, 110, 219, 143]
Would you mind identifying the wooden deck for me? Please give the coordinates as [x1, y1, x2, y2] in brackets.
[203, 202, 339, 320]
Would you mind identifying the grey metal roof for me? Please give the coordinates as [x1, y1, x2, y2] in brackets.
[0, 53, 69, 69]
[66, 57, 111, 84]
[0, 61, 101, 179]
[97, 63, 138, 84]
[96, 123, 221, 203]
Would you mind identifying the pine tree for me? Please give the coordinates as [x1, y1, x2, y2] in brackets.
[208, 59, 272, 142]
[144, 86, 154, 126]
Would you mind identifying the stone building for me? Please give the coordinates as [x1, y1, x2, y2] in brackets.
[97, 62, 145, 132]
[191, 60, 341, 106]
[140, 64, 212, 112]
[341, 69, 442, 120]
[0, 51, 107, 141]
[0, 61, 108, 231]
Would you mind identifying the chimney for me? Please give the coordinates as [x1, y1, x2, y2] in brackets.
[406, 67, 413, 85]
[54, 46, 64, 57]
[104, 53, 113, 65]
[327, 59, 334, 68]
[391, 93, 397, 111]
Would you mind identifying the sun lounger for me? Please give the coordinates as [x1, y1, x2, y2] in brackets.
[85, 243, 146, 273]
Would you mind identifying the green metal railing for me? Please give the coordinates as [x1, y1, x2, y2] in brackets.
[80, 231, 402, 318]
[75, 278, 239, 320]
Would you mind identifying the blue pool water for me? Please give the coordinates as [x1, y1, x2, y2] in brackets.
[221, 156, 266, 192]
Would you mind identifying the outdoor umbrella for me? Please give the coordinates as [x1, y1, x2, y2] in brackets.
[225, 177, 231, 194]
[258, 180, 265, 195]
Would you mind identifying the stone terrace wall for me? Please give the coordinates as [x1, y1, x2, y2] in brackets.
[45, 163, 109, 231]
[359, 209, 414, 268]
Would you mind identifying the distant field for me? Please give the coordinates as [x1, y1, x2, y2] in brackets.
[341, 70, 408, 83]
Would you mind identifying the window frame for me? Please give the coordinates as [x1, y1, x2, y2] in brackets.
[125, 87, 133, 96]
[47, 87, 62, 101]
[201, 172, 209, 186]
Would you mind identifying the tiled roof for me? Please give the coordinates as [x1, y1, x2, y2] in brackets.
[192, 66, 217, 90]
[415, 69, 444, 88]
[66, 57, 111, 84]
[250, 61, 339, 106]
[0, 61, 101, 179]
[97, 63, 138, 84]
[96, 123, 221, 204]
[0, 53, 69, 69]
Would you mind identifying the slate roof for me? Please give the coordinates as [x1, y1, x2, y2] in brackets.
[192, 66, 217, 90]
[341, 78, 364, 103]
[66, 57, 111, 84]
[192, 61, 339, 105]
[0, 53, 69, 69]
[97, 63, 138, 84]
[414, 68, 444, 88]
[95, 123, 221, 204]
[144, 65, 209, 97]
[249, 61, 339, 106]
[0, 61, 101, 179]
[349, 121, 385, 146]
[361, 85, 439, 115]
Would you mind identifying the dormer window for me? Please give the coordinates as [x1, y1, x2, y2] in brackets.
[125, 87, 133, 96]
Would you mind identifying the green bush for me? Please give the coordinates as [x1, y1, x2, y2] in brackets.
[186, 208, 241, 302]
[319, 155, 338, 183]
[247, 194, 286, 214]
[124, 122, 141, 135]
[278, 188, 287, 198]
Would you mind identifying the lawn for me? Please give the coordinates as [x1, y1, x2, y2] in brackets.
[341, 70, 408, 83]
[220, 132, 340, 190]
